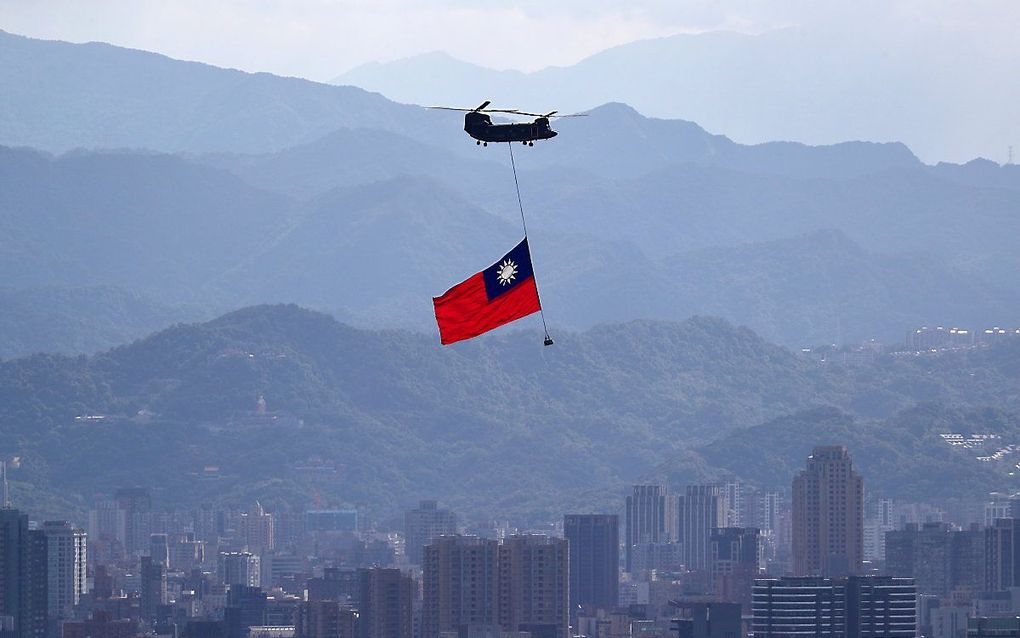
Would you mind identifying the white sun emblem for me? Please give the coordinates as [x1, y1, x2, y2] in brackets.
[496, 259, 518, 286]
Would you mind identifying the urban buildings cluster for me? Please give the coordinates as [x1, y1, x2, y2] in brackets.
[4, 449, 1020, 637]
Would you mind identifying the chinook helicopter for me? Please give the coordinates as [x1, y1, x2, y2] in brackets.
[430, 101, 586, 146]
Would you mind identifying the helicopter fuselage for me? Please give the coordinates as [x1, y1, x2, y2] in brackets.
[464, 112, 557, 144]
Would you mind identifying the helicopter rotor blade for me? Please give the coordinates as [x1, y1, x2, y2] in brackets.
[474, 100, 491, 111]
[428, 106, 478, 112]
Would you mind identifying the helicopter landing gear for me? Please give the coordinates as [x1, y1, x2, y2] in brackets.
[528, 141, 534, 146]
[483, 142, 487, 147]
[476, 140, 481, 145]
[522, 141, 528, 146]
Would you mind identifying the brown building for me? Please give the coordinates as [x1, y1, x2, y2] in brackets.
[295, 601, 357, 638]
[358, 568, 413, 638]
[792, 446, 864, 577]
[498, 536, 569, 638]
[423, 537, 499, 638]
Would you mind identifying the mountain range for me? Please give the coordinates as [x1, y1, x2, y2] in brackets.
[334, 28, 1020, 164]
[2, 304, 1019, 522]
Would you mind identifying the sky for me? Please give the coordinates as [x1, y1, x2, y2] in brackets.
[2, 0, 1018, 81]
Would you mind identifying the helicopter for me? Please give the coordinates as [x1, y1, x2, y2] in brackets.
[430, 101, 586, 146]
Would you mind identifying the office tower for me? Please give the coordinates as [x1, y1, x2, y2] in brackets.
[138, 555, 167, 623]
[88, 497, 126, 561]
[174, 534, 206, 573]
[753, 576, 915, 638]
[422, 536, 499, 638]
[219, 552, 261, 588]
[296, 601, 358, 638]
[563, 514, 618, 614]
[953, 526, 986, 592]
[224, 586, 267, 638]
[0, 509, 47, 638]
[194, 505, 219, 546]
[844, 577, 916, 637]
[884, 522, 985, 596]
[710, 527, 760, 610]
[753, 578, 845, 638]
[358, 568, 413, 638]
[985, 517, 1020, 591]
[630, 541, 683, 573]
[625, 485, 671, 572]
[498, 535, 569, 638]
[404, 501, 457, 565]
[114, 488, 151, 556]
[92, 565, 114, 600]
[150, 533, 170, 569]
[678, 485, 727, 572]
[40, 521, 86, 620]
[792, 446, 864, 577]
[241, 503, 274, 554]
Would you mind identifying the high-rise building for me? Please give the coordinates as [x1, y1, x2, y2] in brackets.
[149, 533, 170, 569]
[753, 577, 846, 638]
[40, 521, 86, 620]
[625, 485, 671, 572]
[884, 522, 986, 596]
[404, 501, 457, 566]
[710, 527, 760, 611]
[498, 535, 568, 638]
[241, 503, 275, 554]
[224, 586, 267, 638]
[563, 515, 618, 614]
[174, 534, 206, 573]
[358, 568, 413, 638]
[724, 482, 743, 527]
[792, 446, 864, 577]
[985, 517, 1020, 591]
[0, 510, 47, 638]
[422, 536, 499, 638]
[295, 601, 357, 638]
[678, 486, 727, 572]
[219, 552, 261, 588]
[139, 555, 167, 624]
[844, 577, 917, 638]
[752, 576, 916, 638]
[114, 488, 151, 556]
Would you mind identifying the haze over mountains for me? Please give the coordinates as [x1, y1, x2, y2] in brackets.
[3, 30, 1020, 355]
[335, 27, 1020, 165]
[1, 29, 1019, 518]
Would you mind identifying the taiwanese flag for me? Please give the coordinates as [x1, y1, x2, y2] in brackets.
[433, 237, 542, 345]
